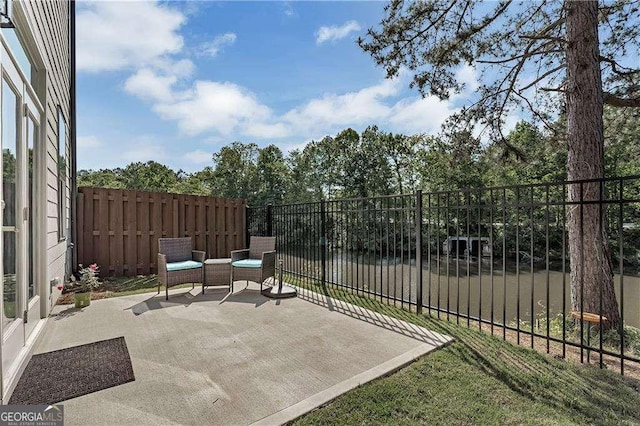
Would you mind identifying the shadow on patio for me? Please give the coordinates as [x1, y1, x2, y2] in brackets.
[33, 283, 451, 426]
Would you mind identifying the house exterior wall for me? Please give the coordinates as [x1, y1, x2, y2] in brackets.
[0, 0, 73, 402]
[18, 0, 72, 311]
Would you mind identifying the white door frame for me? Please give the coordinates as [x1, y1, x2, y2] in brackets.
[0, 31, 45, 398]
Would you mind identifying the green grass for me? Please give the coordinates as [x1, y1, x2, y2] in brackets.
[286, 277, 640, 426]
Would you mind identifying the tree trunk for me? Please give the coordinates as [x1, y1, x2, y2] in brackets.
[565, 0, 620, 330]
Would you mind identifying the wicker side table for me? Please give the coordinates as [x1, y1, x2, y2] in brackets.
[203, 258, 232, 293]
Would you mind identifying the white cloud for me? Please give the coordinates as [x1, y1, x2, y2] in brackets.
[154, 58, 195, 79]
[198, 33, 237, 57]
[153, 80, 275, 136]
[77, 135, 102, 148]
[184, 149, 213, 164]
[283, 79, 399, 131]
[316, 21, 361, 45]
[389, 97, 457, 135]
[127, 69, 477, 145]
[77, 1, 185, 72]
[124, 69, 177, 102]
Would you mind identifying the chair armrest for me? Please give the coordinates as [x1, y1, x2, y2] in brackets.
[231, 249, 250, 262]
[261, 250, 276, 268]
[158, 253, 167, 270]
[158, 253, 168, 283]
[192, 250, 206, 263]
[261, 251, 277, 283]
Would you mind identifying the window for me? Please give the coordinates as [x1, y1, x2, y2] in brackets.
[57, 107, 67, 241]
[1, 28, 32, 84]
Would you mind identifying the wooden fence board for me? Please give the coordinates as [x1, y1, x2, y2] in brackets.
[76, 191, 85, 265]
[151, 194, 163, 273]
[196, 198, 206, 252]
[216, 198, 224, 257]
[172, 199, 179, 236]
[77, 187, 246, 277]
[139, 191, 150, 275]
[97, 188, 109, 273]
[126, 190, 137, 275]
[186, 195, 195, 241]
[112, 189, 123, 275]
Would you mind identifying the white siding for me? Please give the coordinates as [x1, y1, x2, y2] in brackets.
[20, 0, 72, 312]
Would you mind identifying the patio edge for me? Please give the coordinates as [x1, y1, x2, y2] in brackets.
[251, 341, 450, 426]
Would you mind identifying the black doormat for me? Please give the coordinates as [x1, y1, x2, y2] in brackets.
[9, 337, 135, 405]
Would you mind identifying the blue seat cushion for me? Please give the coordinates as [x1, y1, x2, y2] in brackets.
[166, 260, 203, 272]
[232, 259, 262, 269]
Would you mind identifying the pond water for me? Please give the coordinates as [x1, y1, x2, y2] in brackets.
[280, 250, 640, 328]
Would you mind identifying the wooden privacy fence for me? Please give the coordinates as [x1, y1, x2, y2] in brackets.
[76, 187, 246, 277]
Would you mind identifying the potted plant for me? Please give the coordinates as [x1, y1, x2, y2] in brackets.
[66, 264, 100, 308]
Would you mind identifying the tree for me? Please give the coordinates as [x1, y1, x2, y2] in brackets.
[169, 169, 213, 196]
[121, 161, 177, 192]
[481, 121, 566, 186]
[603, 106, 640, 177]
[345, 126, 393, 198]
[285, 148, 324, 203]
[381, 132, 421, 195]
[359, 0, 640, 330]
[77, 168, 124, 189]
[255, 145, 289, 205]
[415, 131, 485, 191]
[212, 142, 259, 202]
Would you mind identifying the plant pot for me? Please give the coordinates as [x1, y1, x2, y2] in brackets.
[74, 292, 91, 308]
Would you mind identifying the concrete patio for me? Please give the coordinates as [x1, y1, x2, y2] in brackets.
[35, 283, 452, 425]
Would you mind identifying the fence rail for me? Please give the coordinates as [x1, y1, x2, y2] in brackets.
[247, 175, 640, 375]
[77, 187, 246, 277]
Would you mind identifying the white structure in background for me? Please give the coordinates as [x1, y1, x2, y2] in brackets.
[0, 0, 74, 402]
[442, 237, 492, 259]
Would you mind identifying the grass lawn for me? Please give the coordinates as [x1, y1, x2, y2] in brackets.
[287, 278, 640, 426]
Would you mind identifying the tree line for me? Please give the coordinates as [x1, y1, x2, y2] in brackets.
[79, 109, 639, 207]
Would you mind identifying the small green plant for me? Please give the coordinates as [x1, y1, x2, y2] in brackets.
[591, 325, 640, 357]
[532, 305, 640, 356]
[65, 264, 101, 294]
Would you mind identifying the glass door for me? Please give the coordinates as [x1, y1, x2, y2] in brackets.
[1, 38, 43, 378]
[2, 77, 19, 335]
[1, 54, 24, 376]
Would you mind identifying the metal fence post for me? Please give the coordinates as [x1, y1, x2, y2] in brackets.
[320, 199, 327, 286]
[416, 190, 423, 314]
[266, 204, 273, 237]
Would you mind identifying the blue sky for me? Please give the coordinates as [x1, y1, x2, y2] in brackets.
[76, 1, 478, 172]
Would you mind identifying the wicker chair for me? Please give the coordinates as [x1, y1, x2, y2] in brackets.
[231, 236, 276, 292]
[157, 237, 205, 300]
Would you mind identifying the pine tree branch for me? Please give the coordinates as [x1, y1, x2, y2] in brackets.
[599, 56, 640, 77]
[519, 64, 565, 92]
[540, 86, 566, 93]
[602, 93, 640, 107]
[477, 46, 561, 64]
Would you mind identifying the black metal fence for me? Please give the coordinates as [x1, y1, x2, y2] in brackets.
[247, 175, 640, 375]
